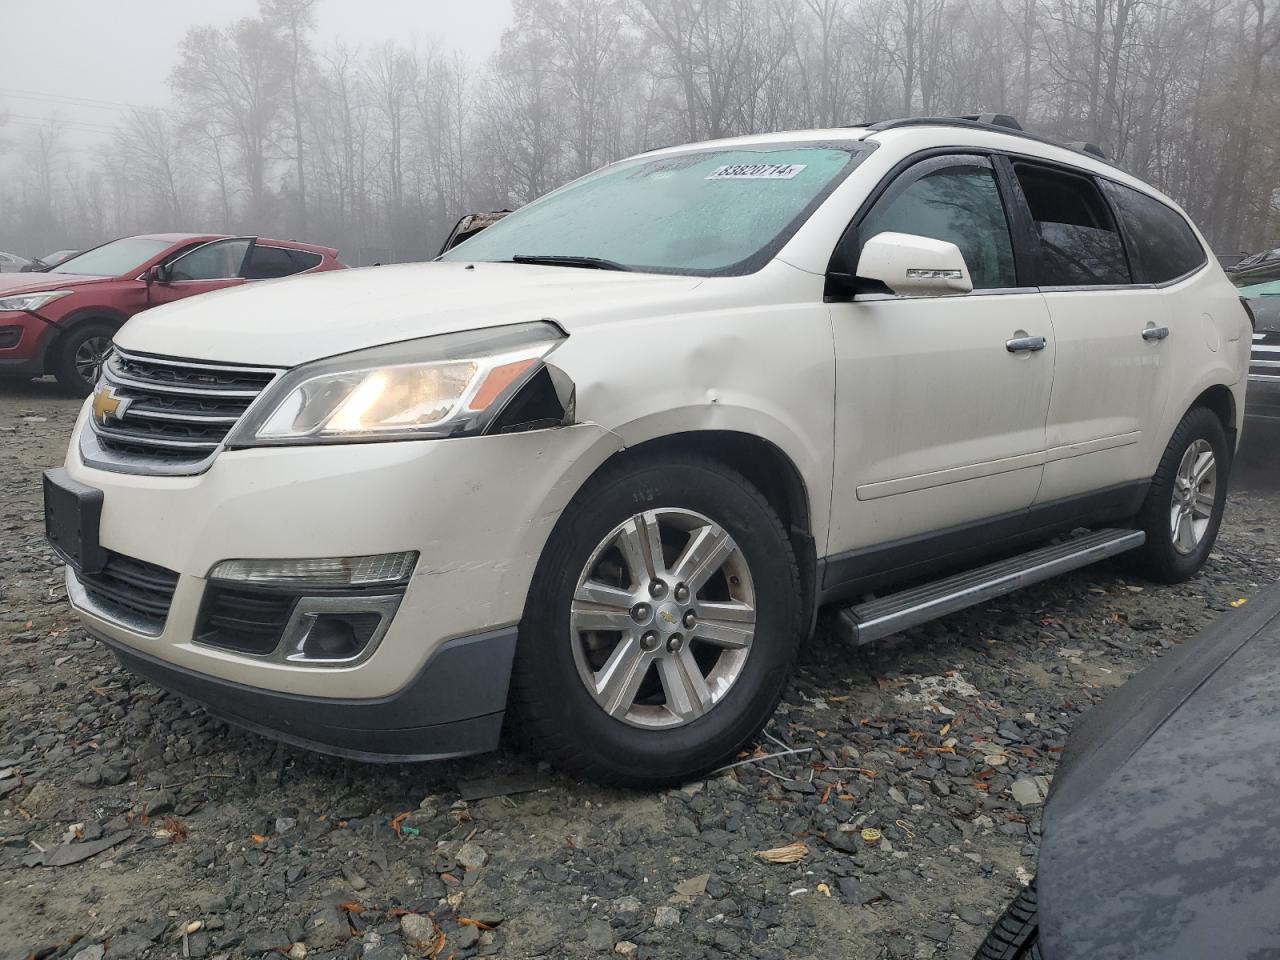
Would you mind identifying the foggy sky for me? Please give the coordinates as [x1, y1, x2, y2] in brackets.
[0, 0, 513, 157]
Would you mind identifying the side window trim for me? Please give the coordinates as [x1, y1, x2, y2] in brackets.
[991, 154, 1042, 288]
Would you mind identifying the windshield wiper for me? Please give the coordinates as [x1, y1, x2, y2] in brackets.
[510, 254, 631, 271]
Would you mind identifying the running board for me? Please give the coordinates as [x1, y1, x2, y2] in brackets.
[836, 528, 1145, 644]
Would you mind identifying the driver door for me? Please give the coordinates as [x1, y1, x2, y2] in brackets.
[148, 237, 256, 307]
[826, 154, 1056, 557]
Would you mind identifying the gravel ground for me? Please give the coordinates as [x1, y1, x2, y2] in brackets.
[4, 379, 1279, 960]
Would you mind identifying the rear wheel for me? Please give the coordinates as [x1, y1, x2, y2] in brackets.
[51, 321, 114, 396]
[1133, 406, 1229, 583]
[509, 454, 803, 786]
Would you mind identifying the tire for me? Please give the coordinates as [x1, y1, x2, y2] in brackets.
[975, 881, 1041, 960]
[509, 453, 804, 787]
[51, 321, 115, 396]
[1132, 406, 1230, 583]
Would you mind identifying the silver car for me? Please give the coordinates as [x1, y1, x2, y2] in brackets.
[0, 251, 34, 273]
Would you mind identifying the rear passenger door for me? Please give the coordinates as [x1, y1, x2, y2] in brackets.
[1011, 161, 1169, 504]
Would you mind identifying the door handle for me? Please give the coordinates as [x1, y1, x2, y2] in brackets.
[1006, 335, 1047, 353]
[1142, 326, 1170, 341]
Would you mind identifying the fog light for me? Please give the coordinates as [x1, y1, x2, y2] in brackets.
[209, 552, 417, 587]
[279, 595, 402, 665]
[301, 614, 379, 659]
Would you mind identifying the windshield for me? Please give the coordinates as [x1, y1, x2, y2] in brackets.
[51, 238, 172, 277]
[441, 143, 872, 276]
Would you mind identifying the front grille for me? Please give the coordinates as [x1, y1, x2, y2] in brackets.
[196, 585, 298, 656]
[86, 349, 280, 474]
[1251, 332, 1280, 381]
[79, 552, 179, 633]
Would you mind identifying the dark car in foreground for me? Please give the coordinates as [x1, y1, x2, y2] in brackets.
[1241, 279, 1280, 423]
[0, 233, 344, 394]
[977, 581, 1280, 959]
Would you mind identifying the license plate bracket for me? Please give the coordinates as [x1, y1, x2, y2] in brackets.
[43, 467, 106, 574]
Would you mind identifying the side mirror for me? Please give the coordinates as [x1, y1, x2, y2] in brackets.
[145, 264, 169, 284]
[854, 232, 973, 297]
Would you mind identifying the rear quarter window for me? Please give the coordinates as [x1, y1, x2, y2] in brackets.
[287, 249, 323, 272]
[1101, 182, 1207, 284]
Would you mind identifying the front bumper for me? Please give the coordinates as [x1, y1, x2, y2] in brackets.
[0, 311, 51, 374]
[62, 403, 619, 753]
[92, 624, 516, 761]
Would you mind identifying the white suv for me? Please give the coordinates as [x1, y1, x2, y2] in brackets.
[45, 117, 1250, 786]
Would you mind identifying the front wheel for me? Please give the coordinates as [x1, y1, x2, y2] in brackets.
[51, 321, 115, 396]
[509, 454, 803, 786]
[1132, 406, 1230, 583]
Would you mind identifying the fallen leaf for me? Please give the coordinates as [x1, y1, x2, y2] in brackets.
[1230, 598, 1248, 608]
[754, 842, 808, 864]
[674, 873, 710, 897]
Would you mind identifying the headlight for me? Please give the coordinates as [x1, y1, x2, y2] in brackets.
[226, 321, 565, 446]
[0, 290, 74, 312]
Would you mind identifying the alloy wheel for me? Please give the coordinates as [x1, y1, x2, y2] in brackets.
[74, 336, 112, 386]
[569, 507, 756, 729]
[1170, 438, 1216, 555]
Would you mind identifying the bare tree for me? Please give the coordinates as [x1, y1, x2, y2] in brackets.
[7, 0, 1280, 259]
[262, 0, 319, 234]
[171, 19, 289, 223]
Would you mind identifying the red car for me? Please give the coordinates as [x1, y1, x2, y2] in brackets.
[0, 233, 344, 394]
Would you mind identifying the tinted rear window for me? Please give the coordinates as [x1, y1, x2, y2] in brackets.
[244, 245, 300, 280]
[288, 249, 322, 272]
[1101, 182, 1206, 284]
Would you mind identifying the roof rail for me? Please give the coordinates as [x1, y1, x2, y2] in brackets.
[856, 115, 1112, 164]
[1064, 140, 1107, 160]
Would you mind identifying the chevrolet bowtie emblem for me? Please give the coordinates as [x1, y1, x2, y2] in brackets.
[659, 609, 677, 625]
[92, 385, 129, 424]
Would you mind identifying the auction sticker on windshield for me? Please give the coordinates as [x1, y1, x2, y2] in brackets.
[706, 163, 807, 180]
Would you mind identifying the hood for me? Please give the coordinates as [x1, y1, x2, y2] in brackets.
[114, 261, 704, 366]
[0, 272, 108, 295]
[1038, 581, 1280, 960]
